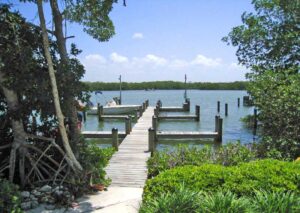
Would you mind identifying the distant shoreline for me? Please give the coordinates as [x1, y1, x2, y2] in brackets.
[83, 81, 248, 91]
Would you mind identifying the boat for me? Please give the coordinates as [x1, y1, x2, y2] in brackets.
[87, 104, 141, 115]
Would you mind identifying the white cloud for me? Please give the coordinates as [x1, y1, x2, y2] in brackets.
[110, 52, 129, 63]
[229, 62, 244, 70]
[143, 54, 168, 66]
[84, 54, 106, 64]
[168, 59, 189, 69]
[191, 54, 222, 67]
[132, 33, 144, 39]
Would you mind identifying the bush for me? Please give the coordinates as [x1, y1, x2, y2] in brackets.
[143, 160, 300, 201]
[0, 179, 22, 213]
[147, 143, 257, 178]
[79, 142, 115, 185]
[140, 188, 300, 213]
[140, 185, 201, 213]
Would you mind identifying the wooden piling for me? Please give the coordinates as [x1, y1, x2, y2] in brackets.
[148, 128, 156, 153]
[225, 103, 228, 116]
[125, 116, 131, 134]
[216, 117, 223, 143]
[215, 115, 220, 132]
[237, 98, 240, 107]
[195, 105, 200, 121]
[185, 98, 190, 111]
[143, 102, 146, 111]
[145, 100, 149, 108]
[134, 110, 138, 120]
[154, 108, 159, 117]
[217, 101, 220, 113]
[83, 110, 86, 122]
[97, 103, 103, 121]
[253, 108, 257, 130]
[112, 128, 119, 150]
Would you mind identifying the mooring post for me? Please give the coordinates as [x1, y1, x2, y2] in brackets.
[216, 117, 223, 143]
[225, 103, 228, 116]
[125, 116, 131, 134]
[129, 115, 132, 132]
[112, 128, 119, 151]
[237, 98, 240, 107]
[195, 105, 200, 121]
[143, 102, 146, 112]
[134, 110, 138, 120]
[186, 98, 190, 111]
[139, 106, 143, 117]
[152, 116, 158, 141]
[97, 103, 103, 121]
[145, 100, 149, 108]
[253, 108, 257, 130]
[215, 115, 220, 132]
[217, 101, 220, 113]
[82, 110, 86, 122]
[154, 107, 159, 117]
[148, 128, 156, 153]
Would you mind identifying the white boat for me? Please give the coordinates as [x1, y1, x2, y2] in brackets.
[87, 105, 141, 115]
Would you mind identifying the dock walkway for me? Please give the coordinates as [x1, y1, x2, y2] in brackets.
[104, 107, 154, 188]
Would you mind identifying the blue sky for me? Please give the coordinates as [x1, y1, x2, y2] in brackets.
[7, 0, 254, 82]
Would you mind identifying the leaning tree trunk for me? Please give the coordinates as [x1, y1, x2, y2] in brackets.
[50, 0, 81, 155]
[0, 70, 27, 186]
[37, 0, 82, 172]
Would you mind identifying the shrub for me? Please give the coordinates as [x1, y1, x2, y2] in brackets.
[147, 143, 257, 178]
[140, 185, 201, 213]
[251, 190, 300, 213]
[199, 190, 250, 213]
[143, 160, 300, 201]
[0, 179, 22, 213]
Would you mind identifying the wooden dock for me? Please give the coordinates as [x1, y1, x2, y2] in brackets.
[104, 107, 154, 188]
[157, 131, 218, 139]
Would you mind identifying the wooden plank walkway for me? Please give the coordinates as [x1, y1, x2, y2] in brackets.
[104, 107, 154, 188]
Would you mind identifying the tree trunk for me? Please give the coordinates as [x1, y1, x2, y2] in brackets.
[0, 71, 27, 185]
[50, 0, 81, 155]
[37, 0, 82, 172]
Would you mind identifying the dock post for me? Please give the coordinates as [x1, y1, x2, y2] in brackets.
[139, 106, 143, 117]
[112, 128, 119, 151]
[186, 98, 190, 111]
[216, 117, 223, 143]
[97, 103, 103, 121]
[145, 100, 149, 108]
[152, 116, 158, 141]
[225, 103, 228, 116]
[143, 102, 146, 111]
[129, 115, 132, 132]
[195, 105, 200, 121]
[217, 101, 220, 113]
[253, 108, 257, 130]
[125, 116, 131, 134]
[215, 115, 220, 132]
[148, 128, 156, 153]
[154, 107, 159, 117]
[83, 110, 86, 122]
[237, 98, 240, 107]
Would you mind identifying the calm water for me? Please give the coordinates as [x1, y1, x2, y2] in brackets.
[83, 90, 254, 149]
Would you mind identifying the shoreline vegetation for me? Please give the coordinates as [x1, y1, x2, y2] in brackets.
[84, 81, 248, 91]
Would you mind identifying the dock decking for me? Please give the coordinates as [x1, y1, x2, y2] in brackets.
[104, 107, 154, 188]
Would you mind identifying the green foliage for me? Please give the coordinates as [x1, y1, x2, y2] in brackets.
[248, 71, 300, 159]
[143, 160, 300, 201]
[78, 141, 115, 186]
[65, 0, 117, 42]
[0, 179, 22, 213]
[251, 190, 300, 213]
[140, 185, 201, 213]
[199, 190, 250, 213]
[84, 81, 248, 91]
[147, 143, 257, 178]
[223, 0, 300, 159]
[141, 188, 300, 213]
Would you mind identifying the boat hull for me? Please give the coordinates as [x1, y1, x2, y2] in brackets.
[87, 105, 141, 115]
